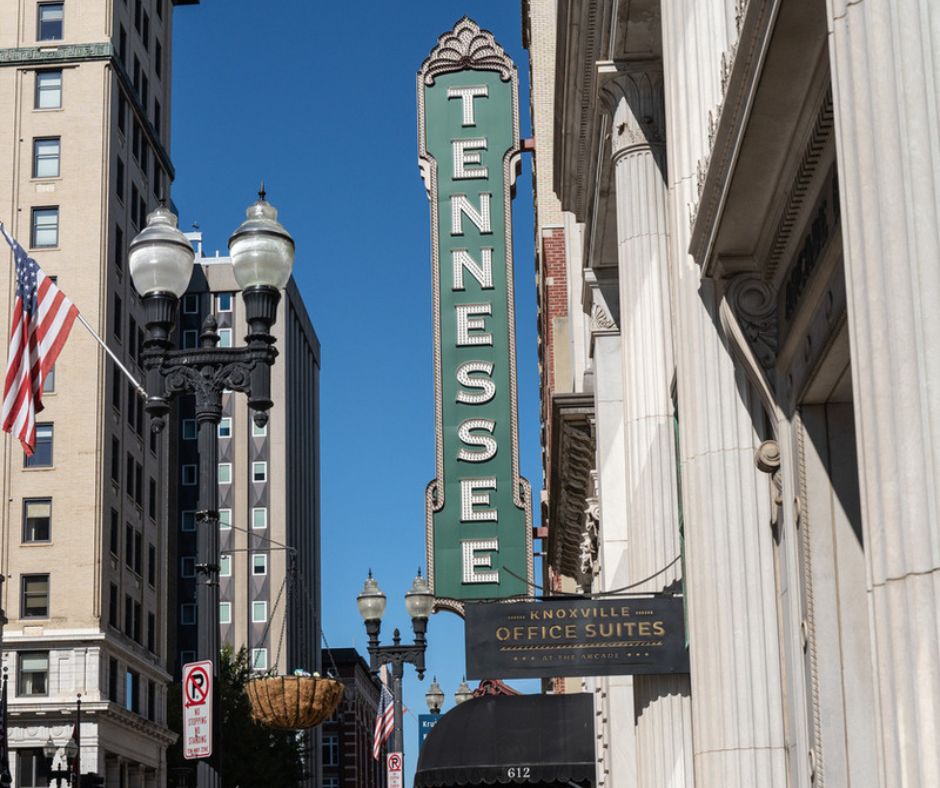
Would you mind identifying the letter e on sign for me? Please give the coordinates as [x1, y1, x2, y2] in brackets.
[183, 660, 213, 759]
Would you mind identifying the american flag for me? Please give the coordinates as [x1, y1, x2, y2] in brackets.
[372, 674, 395, 760]
[0, 224, 78, 454]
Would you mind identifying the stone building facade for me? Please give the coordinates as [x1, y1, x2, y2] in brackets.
[525, 0, 940, 786]
[0, 0, 197, 784]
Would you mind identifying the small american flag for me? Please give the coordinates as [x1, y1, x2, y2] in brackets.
[0, 224, 78, 454]
[372, 672, 395, 760]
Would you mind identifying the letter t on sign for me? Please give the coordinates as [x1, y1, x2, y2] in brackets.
[448, 85, 488, 126]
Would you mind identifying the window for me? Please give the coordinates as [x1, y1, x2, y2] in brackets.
[115, 224, 124, 272]
[251, 601, 267, 623]
[125, 523, 134, 569]
[118, 25, 127, 66]
[218, 328, 232, 348]
[219, 509, 232, 530]
[252, 554, 268, 576]
[33, 137, 60, 178]
[111, 437, 120, 482]
[21, 574, 49, 618]
[142, 10, 150, 51]
[18, 749, 51, 788]
[25, 424, 53, 467]
[216, 293, 233, 312]
[43, 363, 55, 393]
[218, 417, 232, 439]
[182, 329, 198, 349]
[252, 507, 267, 530]
[17, 652, 49, 696]
[252, 418, 268, 438]
[23, 499, 51, 542]
[155, 39, 163, 78]
[181, 510, 196, 531]
[116, 156, 125, 200]
[130, 182, 139, 228]
[35, 70, 62, 109]
[113, 293, 122, 339]
[182, 419, 197, 440]
[30, 207, 58, 248]
[110, 508, 119, 554]
[218, 463, 232, 484]
[323, 779, 339, 788]
[252, 462, 267, 483]
[181, 464, 197, 486]
[108, 657, 118, 701]
[251, 648, 267, 671]
[148, 478, 157, 519]
[37, 3, 63, 40]
[153, 98, 161, 135]
[109, 583, 118, 627]
[180, 556, 195, 578]
[134, 0, 141, 31]
[148, 543, 156, 585]
[219, 602, 231, 625]
[180, 603, 196, 625]
[147, 678, 156, 721]
[183, 294, 199, 314]
[219, 554, 231, 577]
[181, 650, 196, 667]
[147, 612, 155, 652]
[125, 669, 140, 713]
[322, 734, 340, 767]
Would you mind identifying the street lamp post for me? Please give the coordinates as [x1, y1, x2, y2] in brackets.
[424, 678, 444, 715]
[129, 192, 294, 788]
[356, 571, 434, 757]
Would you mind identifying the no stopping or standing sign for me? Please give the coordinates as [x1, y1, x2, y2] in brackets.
[183, 660, 213, 759]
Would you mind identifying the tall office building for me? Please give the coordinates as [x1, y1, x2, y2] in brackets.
[0, 0, 197, 784]
[171, 237, 322, 785]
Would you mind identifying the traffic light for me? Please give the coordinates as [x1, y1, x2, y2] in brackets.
[82, 774, 105, 787]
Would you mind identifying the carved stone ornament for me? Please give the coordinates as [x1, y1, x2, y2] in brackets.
[755, 439, 784, 515]
[419, 16, 513, 86]
[590, 303, 617, 332]
[726, 274, 778, 368]
[599, 64, 666, 158]
[578, 471, 601, 591]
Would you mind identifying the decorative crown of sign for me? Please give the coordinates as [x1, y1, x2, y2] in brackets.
[420, 16, 513, 85]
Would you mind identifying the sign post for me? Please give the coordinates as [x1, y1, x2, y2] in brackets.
[387, 751, 404, 788]
[418, 17, 533, 611]
[182, 660, 213, 760]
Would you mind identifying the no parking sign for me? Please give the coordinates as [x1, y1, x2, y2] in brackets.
[387, 751, 403, 788]
[182, 660, 213, 759]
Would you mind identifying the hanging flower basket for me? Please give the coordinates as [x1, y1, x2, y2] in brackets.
[246, 675, 344, 730]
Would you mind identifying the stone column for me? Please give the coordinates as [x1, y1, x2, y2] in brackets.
[827, 2, 940, 785]
[587, 270, 638, 788]
[600, 63, 694, 788]
[658, 1, 789, 780]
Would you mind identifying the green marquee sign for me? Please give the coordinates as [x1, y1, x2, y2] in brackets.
[418, 18, 533, 610]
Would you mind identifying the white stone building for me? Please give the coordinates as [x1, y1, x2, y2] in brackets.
[525, 0, 940, 786]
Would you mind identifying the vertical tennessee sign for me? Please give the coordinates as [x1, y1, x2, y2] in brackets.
[418, 18, 532, 608]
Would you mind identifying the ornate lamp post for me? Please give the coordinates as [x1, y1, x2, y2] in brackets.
[454, 678, 473, 706]
[356, 570, 434, 756]
[128, 192, 294, 788]
[424, 678, 444, 715]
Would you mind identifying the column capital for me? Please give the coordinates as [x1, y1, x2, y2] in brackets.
[597, 60, 666, 158]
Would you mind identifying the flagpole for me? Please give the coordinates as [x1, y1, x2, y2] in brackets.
[75, 313, 147, 399]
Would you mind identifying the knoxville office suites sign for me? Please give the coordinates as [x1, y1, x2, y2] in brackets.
[418, 18, 532, 608]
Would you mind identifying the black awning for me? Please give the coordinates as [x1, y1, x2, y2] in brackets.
[414, 693, 596, 786]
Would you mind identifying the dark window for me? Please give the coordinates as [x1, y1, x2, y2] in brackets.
[116, 156, 125, 200]
[124, 594, 133, 635]
[17, 651, 49, 695]
[156, 0, 163, 19]
[30, 206, 58, 247]
[111, 437, 120, 482]
[21, 574, 49, 618]
[148, 479, 156, 520]
[155, 39, 163, 78]
[149, 427, 157, 454]
[110, 508, 119, 555]
[128, 316, 137, 358]
[153, 99, 161, 138]
[37, 3, 64, 41]
[17, 748, 50, 787]
[134, 0, 141, 32]
[132, 56, 140, 95]
[113, 293, 122, 339]
[115, 224, 124, 273]
[118, 25, 127, 65]
[148, 542, 156, 585]
[139, 193, 147, 231]
[134, 528, 142, 574]
[147, 611, 155, 652]
[33, 137, 60, 178]
[135, 462, 143, 507]
[140, 74, 148, 115]
[108, 657, 118, 701]
[133, 600, 141, 642]
[42, 364, 55, 393]
[25, 424, 53, 467]
[132, 121, 141, 164]
[147, 678, 155, 720]
[109, 583, 118, 627]
[35, 70, 62, 109]
[130, 183, 139, 228]
[137, 326, 145, 364]
[125, 523, 133, 569]
[117, 90, 127, 133]
[126, 382, 136, 431]
[142, 11, 150, 51]
[23, 499, 51, 542]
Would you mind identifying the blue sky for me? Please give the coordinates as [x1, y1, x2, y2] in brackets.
[171, 1, 541, 780]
